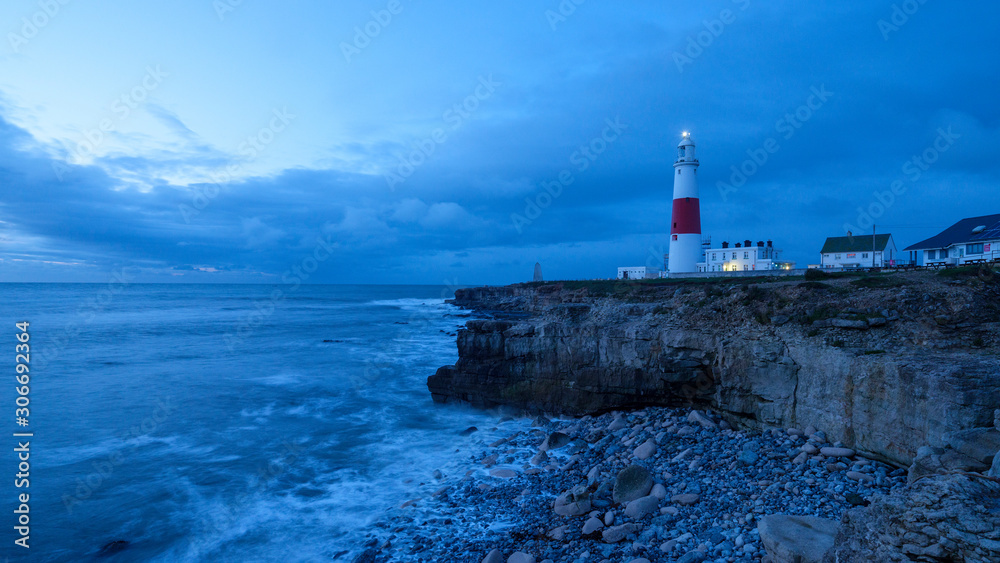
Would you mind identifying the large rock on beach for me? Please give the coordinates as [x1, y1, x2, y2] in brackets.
[507, 553, 535, 563]
[758, 514, 838, 563]
[540, 431, 571, 452]
[612, 465, 653, 504]
[553, 488, 591, 517]
[623, 495, 659, 519]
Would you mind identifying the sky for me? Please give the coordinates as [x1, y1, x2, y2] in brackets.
[0, 0, 998, 285]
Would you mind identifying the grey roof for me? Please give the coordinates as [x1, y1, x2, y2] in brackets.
[821, 234, 893, 254]
[903, 214, 1000, 251]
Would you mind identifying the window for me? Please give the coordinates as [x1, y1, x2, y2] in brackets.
[712, 253, 717, 260]
[967, 243, 984, 255]
[744, 265, 749, 271]
[835, 254, 841, 260]
[744, 252, 749, 259]
[927, 250, 936, 260]
[677, 170, 681, 175]
[862, 253, 868, 259]
[732, 252, 737, 259]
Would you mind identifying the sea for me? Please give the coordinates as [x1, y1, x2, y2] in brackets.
[0, 284, 508, 562]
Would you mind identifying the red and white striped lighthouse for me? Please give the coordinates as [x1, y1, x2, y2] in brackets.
[668, 132, 702, 274]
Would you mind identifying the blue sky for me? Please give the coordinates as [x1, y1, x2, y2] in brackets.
[0, 0, 998, 284]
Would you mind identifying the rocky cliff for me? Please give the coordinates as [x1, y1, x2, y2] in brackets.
[430, 269, 1000, 468]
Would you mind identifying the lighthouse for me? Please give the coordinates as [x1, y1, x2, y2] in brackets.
[668, 132, 702, 274]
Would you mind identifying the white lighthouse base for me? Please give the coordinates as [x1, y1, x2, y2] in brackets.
[669, 233, 703, 274]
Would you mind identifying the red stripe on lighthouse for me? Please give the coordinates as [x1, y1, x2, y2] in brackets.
[670, 197, 701, 234]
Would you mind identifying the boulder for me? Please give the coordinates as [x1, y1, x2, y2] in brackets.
[508, 552, 535, 563]
[613, 465, 653, 504]
[991, 451, 1000, 478]
[687, 410, 718, 429]
[490, 468, 517, 479]
[945, 427, 1000, 465]
[633, 438, 657, 460]
[758, 514, 838, 563]
[826, 473, 1000, 561]
[601, 523, 640, 543]
[553, 488, 591, 517]
[482, 549, 504, 563]
[623, 495, 659, 519]
[541, 432, 571, 452]
[582, 517, 604, 534]
[99, 541, 130, 556]
[820, 447, 855, 458]
[670, 493, 700, 506]
[650, 483, 667, 500]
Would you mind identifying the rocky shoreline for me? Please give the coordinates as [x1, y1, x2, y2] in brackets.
[350, 407, 909, 563]
[354, 269, 1000, 562]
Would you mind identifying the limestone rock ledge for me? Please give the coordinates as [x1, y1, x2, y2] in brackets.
[429, 274, 1000, 467]
[824, 473, 1000, 562]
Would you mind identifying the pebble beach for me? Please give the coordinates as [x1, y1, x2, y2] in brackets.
[353, 406, 907, 563]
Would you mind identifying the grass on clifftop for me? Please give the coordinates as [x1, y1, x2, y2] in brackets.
[522, 276, 801, 297]
[937, 264, 998, 280]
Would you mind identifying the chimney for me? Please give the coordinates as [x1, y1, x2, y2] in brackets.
[757, 241, 764, 247]
[722, 241, 729, 249]
[735, 243, 742, 248]
[744, 240, 752, 248]
[767, 240, 773, 248]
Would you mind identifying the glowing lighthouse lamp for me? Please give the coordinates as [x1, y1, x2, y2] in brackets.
[668, 132, 703, 275]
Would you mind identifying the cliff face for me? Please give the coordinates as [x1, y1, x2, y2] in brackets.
[429, 271, 1000, 467]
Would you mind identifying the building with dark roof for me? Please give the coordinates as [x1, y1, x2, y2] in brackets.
[903, 214, 1000, 266]
[819, 233, 898, 269]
